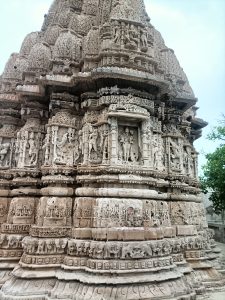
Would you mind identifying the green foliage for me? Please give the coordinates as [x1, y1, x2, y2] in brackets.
[200, 118, 225, 217]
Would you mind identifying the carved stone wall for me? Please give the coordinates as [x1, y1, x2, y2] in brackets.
[0, 0, 223, 299]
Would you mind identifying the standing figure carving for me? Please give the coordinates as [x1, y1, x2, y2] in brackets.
[89, 127, 98, 159]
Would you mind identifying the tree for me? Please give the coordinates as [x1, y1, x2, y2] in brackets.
[200, 118, 225, 223]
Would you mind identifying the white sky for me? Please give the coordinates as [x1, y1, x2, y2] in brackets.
[0, 0, 224, 173]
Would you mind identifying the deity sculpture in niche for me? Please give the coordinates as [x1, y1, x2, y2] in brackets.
[118, 126, 139, 164]
[15, 119, 43, 169]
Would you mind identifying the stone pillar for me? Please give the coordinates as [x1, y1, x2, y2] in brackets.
[0, 101, 45, 284]
[0, 94, 21, 287]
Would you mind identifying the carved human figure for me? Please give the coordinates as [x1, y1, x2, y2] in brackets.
[16, 130, 28, 168]
[27, 132, 38, 166]
[170, 139, 181, 170]
[100, 130, 109, 162]
[88, 127, 98, 158]
[14, 132, 21, 166]
[183, 146, 193, 175]
[129, 129, 138, 162]
[140, 29, 148, 49]
[56, 132, 69, 162]
[123, 25, 131, 46]
[78, 129, 84, 156]
[158, 138, 165, 170]
[152, 136, 159, 169]
[113, 21, 121, 45]
[45, 198, 64, 219]
[72, 136, 80, 164]
[42, 127, 51, 165]
[153, 136, 164, 170]
[0, 137, 11, 167]
[120, 127, 132, 162]
[128, 25, 138, 49]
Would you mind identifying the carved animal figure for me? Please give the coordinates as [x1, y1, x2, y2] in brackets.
[104, 242, 121, 259]
[121, 243, 152, 259]
[0, 234, 6, 247]
[68, 240, 76, 255]
[22, 237, 38, 254]
[7, 235, 22, 248]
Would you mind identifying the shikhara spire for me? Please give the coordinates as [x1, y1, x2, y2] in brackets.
[0, 1, 223, 299]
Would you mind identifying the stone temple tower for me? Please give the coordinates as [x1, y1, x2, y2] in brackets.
[0, 0, 224, 299]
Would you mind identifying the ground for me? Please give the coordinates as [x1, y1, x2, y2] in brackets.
[197, 242, 225, 300]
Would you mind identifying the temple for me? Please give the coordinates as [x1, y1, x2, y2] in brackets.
[0, 0, 224, 299]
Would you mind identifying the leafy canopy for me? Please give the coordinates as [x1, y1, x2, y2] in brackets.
[200, 117, 225, 215]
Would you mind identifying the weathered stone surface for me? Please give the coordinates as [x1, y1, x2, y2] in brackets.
[0, 0, 224, 299]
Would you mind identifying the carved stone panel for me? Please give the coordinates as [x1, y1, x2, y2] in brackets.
[6, 198, 35, 225]
[44, 111, 81, 167]
[15, 119, 43, 169]
[92, 198, 171, 228]
[36, 197, 72, 227]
